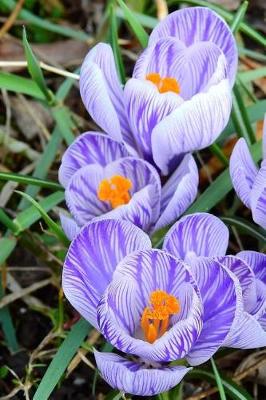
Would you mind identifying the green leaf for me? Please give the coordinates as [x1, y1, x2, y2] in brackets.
[109, 4, 126, 84]
[211, 358, 227, 400]
[232, 84, 256, 145]
[239, 67, 266, 83]
[0, 72, 46, 100]
[0, 209, 19, 233]
[14, 191, 65, 233]
[33, 318, 91, 400]
[51, 105, 75, 146]
[230, 0, 248, 34]
[189, 369, 253, 400]
[0, 172, 63, 191]
[23, 28, 55, 104]
[221, 216, 266, 242]
[116, 0, 149, 48]
[15, 191, 69, 247]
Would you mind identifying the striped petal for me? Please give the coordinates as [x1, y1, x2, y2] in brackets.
[62, 219, 151, 328]
[263, 115, 266, 159]
[124, 78, 182, 162]
[148, 7, 237, 86]
[163, 213, 229, 262]
[59, 132, 129, 187]
[80, 43, 133, 146]
[229, 138, 258, 208]
[186, 257, 241, 365]
[238, 251, 266, 283]
[95, 351, 191, 396]
[152, 79, 232, 174]
[153, 154, 199, 232]
[97, 249, 203, 362]
[250, 160, 266, 229]
[60, 213, 80, 241]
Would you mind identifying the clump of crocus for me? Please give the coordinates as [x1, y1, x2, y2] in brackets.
[79, 6, 237, 174]
[58, 132, 198, 238]
[63, 218, 245, 396]
[230, 117, 266, 230]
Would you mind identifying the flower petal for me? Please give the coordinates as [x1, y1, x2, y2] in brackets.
[58, 131, 129, 187]
[95, 351, 191, 396]
[148, 6, 237, 86]
[229, 138, 258, 208]
[152, 79, 232, 174]
[238, 251, 266, 283]
[97, 249, 203, 362]
[59, 213, 80, 241]
[62, 219, 151, 328]
[263, 115, 266, 159]
[80, 43, 133, 145]
[186, 257, 241, 366]
[250, 160, 266, 229]
[153, 154, 199, 232]
[124, 78, 182, 162]
[163, 213, 229, 261]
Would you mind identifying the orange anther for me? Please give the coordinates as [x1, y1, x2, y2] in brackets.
[97, 175, 132, 209]
[141, 290, 180, 343]
[146, 72, 180, 94]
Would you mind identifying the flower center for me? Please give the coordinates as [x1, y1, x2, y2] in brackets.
[97, 175, 132, 209]
[141, 290, 180, 344]
[146, 73, 180, 94]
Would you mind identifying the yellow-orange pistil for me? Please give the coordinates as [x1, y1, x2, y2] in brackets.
[146, 72, 180, 94]
[141, 290, 180, 344]
[97, 175, 132, 209]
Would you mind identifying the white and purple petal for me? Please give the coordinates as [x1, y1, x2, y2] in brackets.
[62, 219, 151, 328]
[163, 213, 229, 262]
[153, 154, 199, 233]
[95, 351, 191, 396]
[97, 249, 203, 362]
[59, 213, 80, 241]
[58, 132, 129, 187]
[148, 7, 237, 86]
[250, 160, 266, 229]
[186, 257, 241, 366]
[238, 251, 266, 283]
[152, 79, 232, 174]
[229, 138, 259, 208]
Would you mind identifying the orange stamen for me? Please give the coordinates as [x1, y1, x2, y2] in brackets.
[146, 73, 180, 94]
[97, 175, 132, 209]
[141, 290, 180, 343]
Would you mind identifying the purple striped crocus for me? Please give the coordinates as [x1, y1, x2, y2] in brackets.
[164, 212, 266, 348]
[63, 218, 242, 395]
[230, 117, 266, 229]
[79, 7, 237, 174]
[58, 132, 198, 239]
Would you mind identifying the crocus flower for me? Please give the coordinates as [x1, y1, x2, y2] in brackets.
[80, 7, 237, 174]
[58, 132, 198, 239]
[63, 218, 241, 395]
[229, 117, 266, 229]
[164, 212, 266, 348]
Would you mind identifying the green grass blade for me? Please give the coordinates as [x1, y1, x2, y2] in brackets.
[0, 172, 63, 191]
[239, 67, 266, 83]
[33, 318, 91, 400]
[109, 4, 126, 83]
[211, 358, 227, 400]
[230, 0, 248, 34]
[52, 106, 75, 146]
[233, 85, 256, 145]
[116, 0, 149, 48]
[0, 72, 46, 100]
[222, 216, 266, 242]
[0, 210, 19, 233]
[15, 191, 69, 247]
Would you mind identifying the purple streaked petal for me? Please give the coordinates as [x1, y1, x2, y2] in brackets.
[59, 213, 80, 241]
[186, 257, 241, 365]
[153, 154, 199, 233]
[148, 7, 237, 86]
[97, 249, 203, 362]
[58, 132, 129, 187]
[229, 138, 258, 208]
[65, 164, 108, 226]
[152, 79, 232, 174]
[80, 44, 133, 146]
[62, 219, 151, 328]
[250, 160, 266, 229]
[263, 115, 266, 159]
[124, 78, 182, 162]
[135, 38, 227, 100]
[95, 351, 191, 396]
[238, 251, 266, 283]
[163, 213, 229, 261]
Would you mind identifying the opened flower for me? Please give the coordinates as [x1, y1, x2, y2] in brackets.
[63, 218, 241, 395]
[80, 6, 237, 174]
[164, 212, 266, 348]
[230, 117, 266, 229]
[58, 132, 198, 238]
